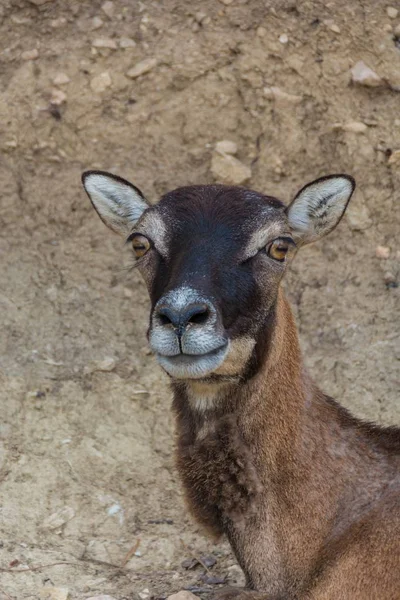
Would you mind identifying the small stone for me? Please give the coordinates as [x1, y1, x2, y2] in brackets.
[50, 89, 67, 105]
[21, 49, 39, 60]
[218, 0, 234, 4]
[43, 506, 75, 529]
[53, 73, 70, 85]
[87, 597, 117, 600]
[50, 17, 67, 28]
[383, 271, 396, 285]
[279, 33, 289, 44]
[215, 140, 238, 155]
[28, 0, 55, 5]
[90, 72, 112, 93]
[350, 61, 384, 88]
[91, 16, 104, 30]
[330, 23, 341, 33]
[388, 149, 400, 165]
[101, 1, 115, 19]
[227, 564, 245, 585]
[119, 37, 136, 48]
[395, 23, 400, 35]
[138, 590, 150, 600]
[126, 57, 157, 79]
[194, 11, 207, 24]
[376, 246, 390, 259]
[342, 121, 368, 133]
[84, 356, 117, 374]
[167, 593, 200, 600]
[383, 23, 393, 32]
[263, 86, 302, 105]
[387, 6, 398, 18]
[257, 26, 267, 37]
[92, 37, 118, 49]
[40, 588, 69, 600]
[123, 288, 133, 298]
[211, 152, 251, 185]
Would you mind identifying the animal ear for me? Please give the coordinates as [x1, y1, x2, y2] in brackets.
[82, 170, 150, 236]
[286, 175, 355, 246]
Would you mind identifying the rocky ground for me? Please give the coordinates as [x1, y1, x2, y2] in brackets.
[0, 1, 399, 599]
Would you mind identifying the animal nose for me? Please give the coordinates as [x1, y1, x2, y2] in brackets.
[156, 302, 210, 334]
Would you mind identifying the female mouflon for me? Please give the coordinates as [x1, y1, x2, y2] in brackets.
[82, 171, 400, 600]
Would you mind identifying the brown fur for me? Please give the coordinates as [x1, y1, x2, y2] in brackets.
[173, 292, 400, 600]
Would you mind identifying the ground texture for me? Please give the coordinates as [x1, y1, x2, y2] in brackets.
[0, 1, 399, 599]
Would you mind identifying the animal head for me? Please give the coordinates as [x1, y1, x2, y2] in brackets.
[82, 172, 355, 382]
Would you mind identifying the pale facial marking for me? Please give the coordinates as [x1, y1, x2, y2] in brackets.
[243, 221, 288, 260]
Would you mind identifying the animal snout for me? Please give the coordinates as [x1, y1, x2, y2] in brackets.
[156, 302, 211, 336]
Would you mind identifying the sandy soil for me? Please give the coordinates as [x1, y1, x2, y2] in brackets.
[0, 1, 399, 599]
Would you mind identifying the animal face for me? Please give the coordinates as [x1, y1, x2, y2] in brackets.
[82, 173, 355, 382]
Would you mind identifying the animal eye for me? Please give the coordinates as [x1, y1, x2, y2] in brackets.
[131, 234, 151, 258]
[267, 239, 290, 262]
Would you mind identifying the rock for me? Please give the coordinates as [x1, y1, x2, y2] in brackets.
[388, 150, 400, 165]
[42, 506, 75, 529]
[350, 61, 384, 88]
[138, 590, 150, 600]
[279, 33, 289, 44]
[101, 1, 115, 19]
[91, 16, 104, 30]
[92, 37, 118, 49]
[263, 86, 302, 105]
[167, 593, 200, 600]
[218, 0, 234, 5]
[333, 121, 368, 133]
[215, 140, 238, 155]
[40, 588, 69, 600]
[21, 49, 39, 60]
[387, 6, 398, 19]
[383, 272, 397, 285]
[226, 564, 246, 585]
[257, 26, 267, 37]
[50, 17, 67, 28]
[376, 246, 390, 259]
[119, 37, 136, 48]
[345, 193, 372, 231]
[87, 597, 117, 600]
[330, 23, 341, 33]
[90, 72, 112, 93]
[84, 356, 117, 374]
[127, 58, 157, 79]
[50, 89, 67, 105]
[211, 152, 251, 186]
[395, 23, 400, 36]
[28, 0, 55, 5]
[53, 73, 70, 85]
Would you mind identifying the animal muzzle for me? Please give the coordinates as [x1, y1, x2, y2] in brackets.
[149, 286, 229, 379]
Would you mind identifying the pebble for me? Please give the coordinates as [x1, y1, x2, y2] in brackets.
[384, 272, 397, 285]
[218, 0, 234, 5]
[40, 588, 69, 600]
[350, 61, 384, 88]
[84, 356, 117, 373]
[28, 0, 55, 5]
[211, 152, 251, 186]
[387, 6, 398, 19]
[340, 121, 368, 133]
[91, 16, 104, 30]
[92, 37, 118, 49]
[395, 23, 400, 36]
[119, 37, 136, 48]
[50, 89, 67, 105]
[257, 26, 267, 37]
[53, 73, 70, 85]
[215, 140, 238, 155]
[21, 48, 39, 60]
[138, 589, 150, 600]
[101, 1, 115, 19]
[51, 17, 67, 28]
[227, 564, 246, 584]
[388, 150, 400, 165]
[376, 246, 390, 259]
[279, 33, 289, 44]
[90, 71, 112, 93]
[330, 23, 341, 33]
[87, 597, 117, 600]
[263, 86, 302, 105]
[127, 57, 157, 79]
[167, 593, 200, 600]
[42, 506, 75, 529]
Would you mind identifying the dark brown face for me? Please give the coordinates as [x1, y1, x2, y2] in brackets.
[129, 185, 295, 380]
[82, 171, 355, 381]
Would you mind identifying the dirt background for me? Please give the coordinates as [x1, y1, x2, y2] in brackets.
[0, 1, 399, 599]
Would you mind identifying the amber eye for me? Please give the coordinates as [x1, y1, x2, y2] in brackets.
[267, 239, 290, 262]
[131, 234, 151, 258]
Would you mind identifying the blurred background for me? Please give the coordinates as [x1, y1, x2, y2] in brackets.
[0, 1, 399, 598]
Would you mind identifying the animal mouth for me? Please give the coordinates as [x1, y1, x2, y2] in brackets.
[156, 342, 229, 379]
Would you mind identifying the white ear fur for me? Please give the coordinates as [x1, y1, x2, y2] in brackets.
[82, 170, 149, 235]
[286, 175, 355, 245]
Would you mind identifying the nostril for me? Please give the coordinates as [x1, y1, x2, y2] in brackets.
[157, 306, 176, 327]
[188, 307, 209, 325]
[159, 313, 172, 326]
